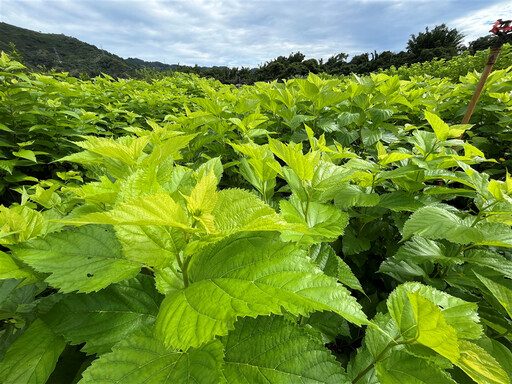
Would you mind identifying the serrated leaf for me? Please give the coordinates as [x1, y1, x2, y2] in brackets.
[376, 351, 456, 384]
[115, 225, 185, 268]
[338, 111, 360, 127]
[425, 111, 449, 141]
[473, 337, 512, 381]
[74, 135, 150, 165]
[269, 138, 320, 181]
[222, 316, 350, 383]
[378, 191, 425, 212]
[406, 291, 460, 363]
[455, 340, 510, 384]
[402, 206, 483, 244]
[311, 161, 354, 200]
[380, 152, 415, 165]
[395, 236, 463, 266]
[0, 159, 17, 174]
[11, 225, 140, 293]
[154, 265, 184, 295]
[79, 327, 223, 384]
[213, 189, 286, 234]
[186, 171, 218, 216]
[156, 232, 367, 350]
[0, 319, 65, 384]
[306, 202, 349, 239]
[335, 185, 380, 209]
[310, 243, 363, 292]
[67, 176, 119, 205]
[390, 282, 482, 340]
[281, 199, 349, 244]
[475, 273, 512, 318]
[387, 285, 460, 362]
[65, 193, 192, 230]
[305, 311, 350, 343]
[184, 171, 218, 233]
[42, 275, 162, 355]
[0, 250, 38, 283]
[0, 205, 45, 245]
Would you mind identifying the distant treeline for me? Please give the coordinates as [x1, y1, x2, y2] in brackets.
[156, 25, 499, 84]
[0, 21, 501, 83]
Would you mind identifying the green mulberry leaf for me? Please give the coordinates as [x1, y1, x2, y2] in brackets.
[63, 193, 192, 230]
[156, 232, 367, 350]
[402, 206, 483, 244]
[400, 282, 482, 339]
[406, 291, 460, 363]
[424, 111, 450, 141]
[474, 337, 512, 382]
[268, 138, 320, 181]
[475, 273, 512, 318]
[335, 185, 380, 209]
[115, 225, 185, 268]
[212, 189, 286, 234]
[0, 319, 65, 384]
[387, 285, 460, 363]
[309, 243, 363, 292]
[455, 340, 510, 384]
[376, 351, 456, 384]
[11, 225, 140, 292]
[222, 316, 350, 383]
[395, 236, 463, 266]
[42, 275, 162, 355]
[0, 250, 38, 283]
[79, 327, 223, 384]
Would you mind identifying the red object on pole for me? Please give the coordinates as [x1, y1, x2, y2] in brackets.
[490, 19, 512, 35]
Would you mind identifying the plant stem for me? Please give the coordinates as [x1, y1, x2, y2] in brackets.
[181, 255, 192, 288]
[304, 193, 311, 225]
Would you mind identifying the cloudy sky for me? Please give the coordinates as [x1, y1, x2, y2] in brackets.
[1, 0, 510, 68]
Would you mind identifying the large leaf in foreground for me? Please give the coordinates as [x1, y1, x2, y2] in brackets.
[156, 232, 367, 350]
[0, 319, 65, 384]
[79, 327, 223, 384]
[11, 225, 140, 292]
[43, 275, 162, 355]
[222, 316, 350, 383]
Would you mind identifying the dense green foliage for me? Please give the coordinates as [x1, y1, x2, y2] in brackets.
[1, 50, 512, 383]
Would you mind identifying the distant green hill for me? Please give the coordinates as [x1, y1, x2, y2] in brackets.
[0, 22, 172, 78]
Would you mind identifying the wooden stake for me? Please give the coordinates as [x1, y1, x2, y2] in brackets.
[461, 47, 502, 124]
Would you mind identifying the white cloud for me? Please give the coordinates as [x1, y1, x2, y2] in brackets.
[450, 1, 512, 44]
[0, 0, 507, 67]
